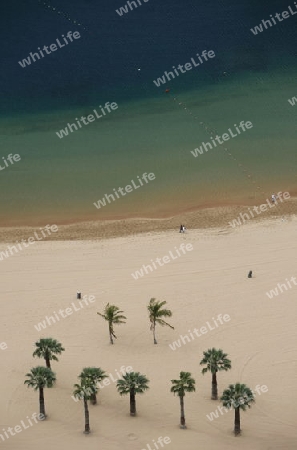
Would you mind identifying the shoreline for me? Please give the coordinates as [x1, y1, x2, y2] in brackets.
[0, 199, 295, 243]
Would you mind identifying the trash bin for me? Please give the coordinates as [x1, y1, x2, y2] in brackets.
[77, 291, 81, 299]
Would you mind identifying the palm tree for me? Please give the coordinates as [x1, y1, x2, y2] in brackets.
[33, 338, 65, 369]
[73, 381, 97, 434]
[147, 298, 174, 344]
[78, 367, 108, 404]
[220, 383, 255, 436]
[116, 372, 149, 416]
[170, 371, 195, 429]
[24, 366, 56, 418]
[200, 348, 231, 400]
[97, 303, 126, 344]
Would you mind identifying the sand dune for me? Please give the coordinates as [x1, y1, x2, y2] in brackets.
[1, 217, 297, 449]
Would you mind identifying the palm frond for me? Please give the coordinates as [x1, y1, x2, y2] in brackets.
[200, 348, 231, 374]
[220, 383, 255, 410]
[32, 338, 65, 362]
[24, 366, 56, 389]
[116, 372, 149, 395]
[155, 318, 175, 329]
[147, 298, 173, 333]
[97, 304, 126, 325]
[170, 371, 195, 396]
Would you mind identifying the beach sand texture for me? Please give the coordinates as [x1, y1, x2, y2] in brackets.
[1, 218, 296, 449]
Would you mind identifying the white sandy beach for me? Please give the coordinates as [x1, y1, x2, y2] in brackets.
[1, 217, 297, 450]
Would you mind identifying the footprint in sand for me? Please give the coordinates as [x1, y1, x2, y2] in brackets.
[128, 433, 138, 440]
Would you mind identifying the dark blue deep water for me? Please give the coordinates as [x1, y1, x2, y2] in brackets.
[0, 0, 296, 225]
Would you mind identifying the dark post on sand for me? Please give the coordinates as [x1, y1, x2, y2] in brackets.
[77, 291, 81, 299]
[248, 271, 252, 278]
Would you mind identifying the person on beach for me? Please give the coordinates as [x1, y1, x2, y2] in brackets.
[271, 194, 277, 203]
[179, 225, 183, 233]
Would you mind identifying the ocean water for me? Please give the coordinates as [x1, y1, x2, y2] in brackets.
[0, 0, 296, 225]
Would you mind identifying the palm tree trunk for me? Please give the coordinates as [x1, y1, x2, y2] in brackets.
[234, 407, 240, 436]
[211, 372, 218, 400]
[153, 323, 157, 344]
[90, 393, 97, 405]
[45, 357, 51, 369]
[130, 389, 136, 416]
[83, 397, 90, 433]
[109, 324, 113, 344]
[179, 395, 186, 429]
[39, 387, 46, 418]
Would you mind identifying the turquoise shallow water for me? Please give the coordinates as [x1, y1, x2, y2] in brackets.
[0, 68, 296, 226]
